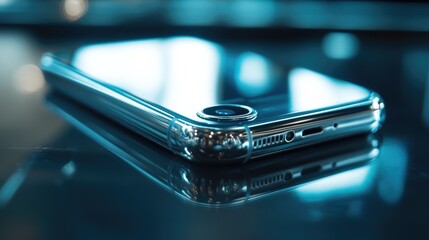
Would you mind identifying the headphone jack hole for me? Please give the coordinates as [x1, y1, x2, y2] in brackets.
[285, 131, 295, 142]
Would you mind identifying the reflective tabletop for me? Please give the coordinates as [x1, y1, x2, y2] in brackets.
[1, 29, 429, 240]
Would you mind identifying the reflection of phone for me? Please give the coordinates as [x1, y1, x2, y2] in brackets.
[41, 36, 385, 163]
[47, 93, 380, 207]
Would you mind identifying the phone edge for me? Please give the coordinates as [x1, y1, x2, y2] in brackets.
[40, 54, 385, 164]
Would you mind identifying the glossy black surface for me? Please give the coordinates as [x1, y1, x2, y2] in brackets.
[1, 28, 429, 240]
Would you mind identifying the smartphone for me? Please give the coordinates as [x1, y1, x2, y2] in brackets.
[40, 36, 385, 164]
[47, 93, 381, 207]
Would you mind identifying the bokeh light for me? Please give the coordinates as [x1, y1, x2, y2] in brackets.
[63, 0, 88, 21]
[322, 32, 359, 59]
[13, 64, 46, 94]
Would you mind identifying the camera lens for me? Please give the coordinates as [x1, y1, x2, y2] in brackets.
[215, 109, 236, 116]
[197, 104, 257, 121]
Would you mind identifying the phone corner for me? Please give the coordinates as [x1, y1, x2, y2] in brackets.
[167, 120, 252, 164]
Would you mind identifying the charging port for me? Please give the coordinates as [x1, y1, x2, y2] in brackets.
[301, 165, 322, 176]
[302, 126, 323, 137]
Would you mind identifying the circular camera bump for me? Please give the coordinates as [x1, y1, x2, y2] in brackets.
[197, 104, 257, 121]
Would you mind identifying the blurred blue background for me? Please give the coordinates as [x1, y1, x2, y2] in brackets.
[0, 1, 429, 240]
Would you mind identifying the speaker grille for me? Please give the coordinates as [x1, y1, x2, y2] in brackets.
[253, 132, 291, 150]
